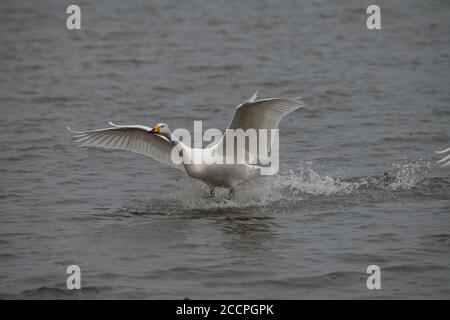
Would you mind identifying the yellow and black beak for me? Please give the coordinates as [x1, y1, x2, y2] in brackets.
[150, 125, 160, 134]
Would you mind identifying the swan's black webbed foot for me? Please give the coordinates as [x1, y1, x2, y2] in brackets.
[207, 187, 216, 199]
[225, 188, 235, 200]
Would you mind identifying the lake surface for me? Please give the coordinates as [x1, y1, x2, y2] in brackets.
[0, 0, 449, 299]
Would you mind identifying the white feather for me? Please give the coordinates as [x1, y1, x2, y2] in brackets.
[67, 124, 184, 171]
[212, 95, 305, 163]
[435, 147, 450, 154]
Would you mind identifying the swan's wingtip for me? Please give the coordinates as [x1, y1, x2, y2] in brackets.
[67, 126, 87, 136]
[435, 147, 450, 154]
[247, 91, 259, 103]
[291, 96, 306, 109]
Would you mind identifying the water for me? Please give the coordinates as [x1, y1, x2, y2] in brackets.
[0, 0, 449, 299]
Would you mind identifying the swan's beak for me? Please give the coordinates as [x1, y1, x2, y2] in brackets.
[149, 125, 160, 134]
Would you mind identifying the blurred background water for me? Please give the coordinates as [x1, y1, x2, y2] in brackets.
[0, 0, 449, 299]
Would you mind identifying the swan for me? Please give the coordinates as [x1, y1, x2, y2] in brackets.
[435, 147, 450, 168]
[67, 92, 304, 195]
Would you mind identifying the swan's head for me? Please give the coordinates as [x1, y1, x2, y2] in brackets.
[150, 122, 170, 137]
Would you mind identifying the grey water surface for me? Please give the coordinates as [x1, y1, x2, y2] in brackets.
[0, 0, 449, 299]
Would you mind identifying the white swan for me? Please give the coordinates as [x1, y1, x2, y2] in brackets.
[435, 147, 450, 168]
[68, 92, 304, 194]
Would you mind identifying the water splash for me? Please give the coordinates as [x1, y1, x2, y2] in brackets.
[168, 163, 352, 210]
[169, 159, 432, 210]
[122, 159, 436, 214]
[387, 159, 430, 190]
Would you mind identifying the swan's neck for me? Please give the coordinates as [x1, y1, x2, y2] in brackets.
[167, 131, 192, 164]
[168, 132, 182, 147]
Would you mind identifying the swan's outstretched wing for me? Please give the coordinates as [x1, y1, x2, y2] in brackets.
[435, 147, 450, 168]
[435, 147, 450, 155]
[227, 92, 304, 131]
[213, 92, 304, 163]
[67, 122, 184, 171]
